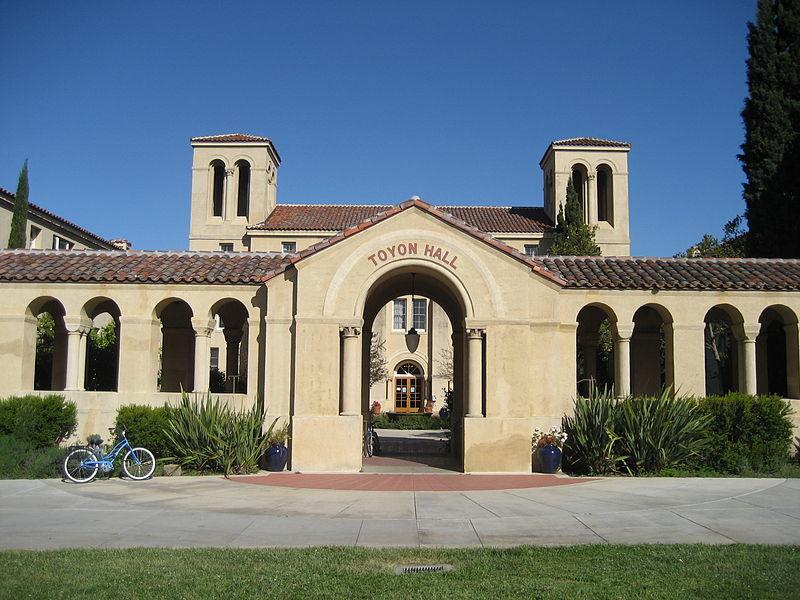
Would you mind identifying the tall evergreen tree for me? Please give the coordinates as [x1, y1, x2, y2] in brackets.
[7, 160, 29, 249]
[740, 0, 800, 257]
[549, 177, 601, 256]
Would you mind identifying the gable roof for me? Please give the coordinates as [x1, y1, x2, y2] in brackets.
[248, 204, 553, 234]
[191, 133, 273, 144]
[551, 137, 631, 148]
[0, 187, 115, 249]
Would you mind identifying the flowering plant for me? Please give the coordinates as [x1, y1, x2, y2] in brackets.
[532, 426, 568, 449]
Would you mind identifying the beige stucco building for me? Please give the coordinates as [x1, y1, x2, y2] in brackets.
[1, 133, 798, 473]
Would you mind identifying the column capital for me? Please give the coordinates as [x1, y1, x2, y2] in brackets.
[615, 326, 633, 340]
[63, 316, 91, 333]
[466, 328, 484, 340]
[223, 328, 244, 344]
[733, 322, 761, 342]
[191, 317, 215, 337]
[340, 326, 361, 338]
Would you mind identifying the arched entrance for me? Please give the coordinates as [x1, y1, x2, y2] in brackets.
[360, 265, 470, 472]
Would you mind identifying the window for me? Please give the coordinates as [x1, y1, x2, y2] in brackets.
[282, 241, 296, 253]
[211, 161, 225, 217]
[524, 244, 538, 257]
[393, 299, 406, 330]
[52, 235, 73, 250]
[412, 299, 427, 331]
[219, 243, 233, 252]
[596, 165, 613, 224]
[29, 226, 41, 249]
[236, 160, 250, 218]
[210, 347, 220, 371]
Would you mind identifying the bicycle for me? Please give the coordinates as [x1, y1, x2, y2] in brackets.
[62, 430, 155, 483]
[364, 416, 380, 457]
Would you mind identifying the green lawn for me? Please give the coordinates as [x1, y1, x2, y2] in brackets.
[0, 545, 798, 599]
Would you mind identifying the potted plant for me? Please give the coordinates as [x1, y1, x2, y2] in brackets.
[532, 426, 568, 474]
[265, 422, 290, 472]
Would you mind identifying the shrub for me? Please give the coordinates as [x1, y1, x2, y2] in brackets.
[164, 392, 277, 476]
[695, 393, 793, 473]
[615, 391, 710, 473]
[0, 394, 77, 449]
[0, 434, 64, 479]
[562, 392, 626, 475]
[370, 413, 448, 430]
[114, 404, 174, 460]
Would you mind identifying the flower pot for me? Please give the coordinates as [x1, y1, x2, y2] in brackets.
[537, 444, 562, 474]
[265, 443, 288, 472]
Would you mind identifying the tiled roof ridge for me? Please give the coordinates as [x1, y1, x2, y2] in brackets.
[191, 133, 271, 142]
[272, 203, 393, 208]
[542, 255, 800, 263]
[0, 187, 114, 248]
[551, 136, 631, 147]
[0, 247, 290, 258]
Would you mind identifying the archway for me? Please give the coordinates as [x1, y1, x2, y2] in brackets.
[156, 299, 194, 392]
[704, 305, 743, 395]
[82, 298, 121, 391]
[631, 304, 673, 396]
[360, 266, 468, 472]
[26, 297, 68, 391]
[757, 305, 799, 398]
[210, 299, 249, 393]
[576, 304, 617, 396]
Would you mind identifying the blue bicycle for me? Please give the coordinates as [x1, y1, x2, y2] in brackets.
[62, 430, 155, 483]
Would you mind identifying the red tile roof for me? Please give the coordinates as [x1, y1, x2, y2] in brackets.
[248, 204, 553, 234]
[191, 134, 273, 144]
[0, 187, 115, 249]
[551, 137, 631, 148]
[538, 256, 800, 291]
[0, 250, 290, 285]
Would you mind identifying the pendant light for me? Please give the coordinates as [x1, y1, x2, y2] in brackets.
[405, 272, 421, 352]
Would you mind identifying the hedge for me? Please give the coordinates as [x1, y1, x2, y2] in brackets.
[113, 404, 174, 460]
[0, 434, 64, 479]
[0, 394, 76, 449]
[371, 413, 448, 430]
[694, 393, 793, 474]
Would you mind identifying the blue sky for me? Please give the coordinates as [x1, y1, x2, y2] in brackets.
[1, 1, 755, 255]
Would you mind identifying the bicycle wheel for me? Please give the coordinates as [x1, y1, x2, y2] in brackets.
[63, 447, 99, 483]
[122, 447, 155, 480]
[365, 426, 375, 457]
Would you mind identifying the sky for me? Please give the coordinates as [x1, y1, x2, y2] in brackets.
[1, 1, 756, 255]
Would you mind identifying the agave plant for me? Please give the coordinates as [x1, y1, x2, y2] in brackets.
[562, 389, 627, 475]
[615, 388, 710, 473]
[164, 392, 277, 476]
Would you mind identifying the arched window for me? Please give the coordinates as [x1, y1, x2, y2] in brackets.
[236, 160, 250, 218]
[571, 165, 588, 220]
[596, 165, 614, 224]
[211, 161, 225, 217]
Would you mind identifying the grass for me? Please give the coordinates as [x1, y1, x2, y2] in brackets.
[0, 545, 798, 599]
[643, 461, 800, 478]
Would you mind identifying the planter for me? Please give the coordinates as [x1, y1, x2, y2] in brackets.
[265, 443, 288, 472]
[536, 444, 562, 474]
[370, 402, 382, 416]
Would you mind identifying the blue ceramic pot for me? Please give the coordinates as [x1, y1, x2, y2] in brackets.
[537, 444, 562, 474]
[266, 443, 288, 472]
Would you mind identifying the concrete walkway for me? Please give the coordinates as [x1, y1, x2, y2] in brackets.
[2, 475, 800, 549]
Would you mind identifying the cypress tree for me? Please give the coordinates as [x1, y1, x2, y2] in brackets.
[7, 160, 29, 249]
[549, 177, 601, 256]
[740, 0, 800, 257]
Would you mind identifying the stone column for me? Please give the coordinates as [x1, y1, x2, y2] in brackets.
[224, 167, 235, 220]
[223, 328, 243, 391]
[64, 326, 88, 391]
[586, 172, 598, 225]
[466, 328, 484, 418]
[739, 324, 760, 396]
[78, 329, 88, 391]
[192, 318, 214, 393]
[340, 326, 361, 416]
[614, 326, 632, 398]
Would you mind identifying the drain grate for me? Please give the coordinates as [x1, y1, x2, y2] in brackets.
[395, 564, 454, 574]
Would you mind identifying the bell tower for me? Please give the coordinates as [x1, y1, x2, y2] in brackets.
[539, 137, 631, 256]
[188, 133, 281, 251]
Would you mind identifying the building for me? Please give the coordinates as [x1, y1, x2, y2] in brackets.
[0, 187, 118, 251]
[0, 133, 798, 473]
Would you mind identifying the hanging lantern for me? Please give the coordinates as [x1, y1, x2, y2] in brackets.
[405, 272, 421, 352]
